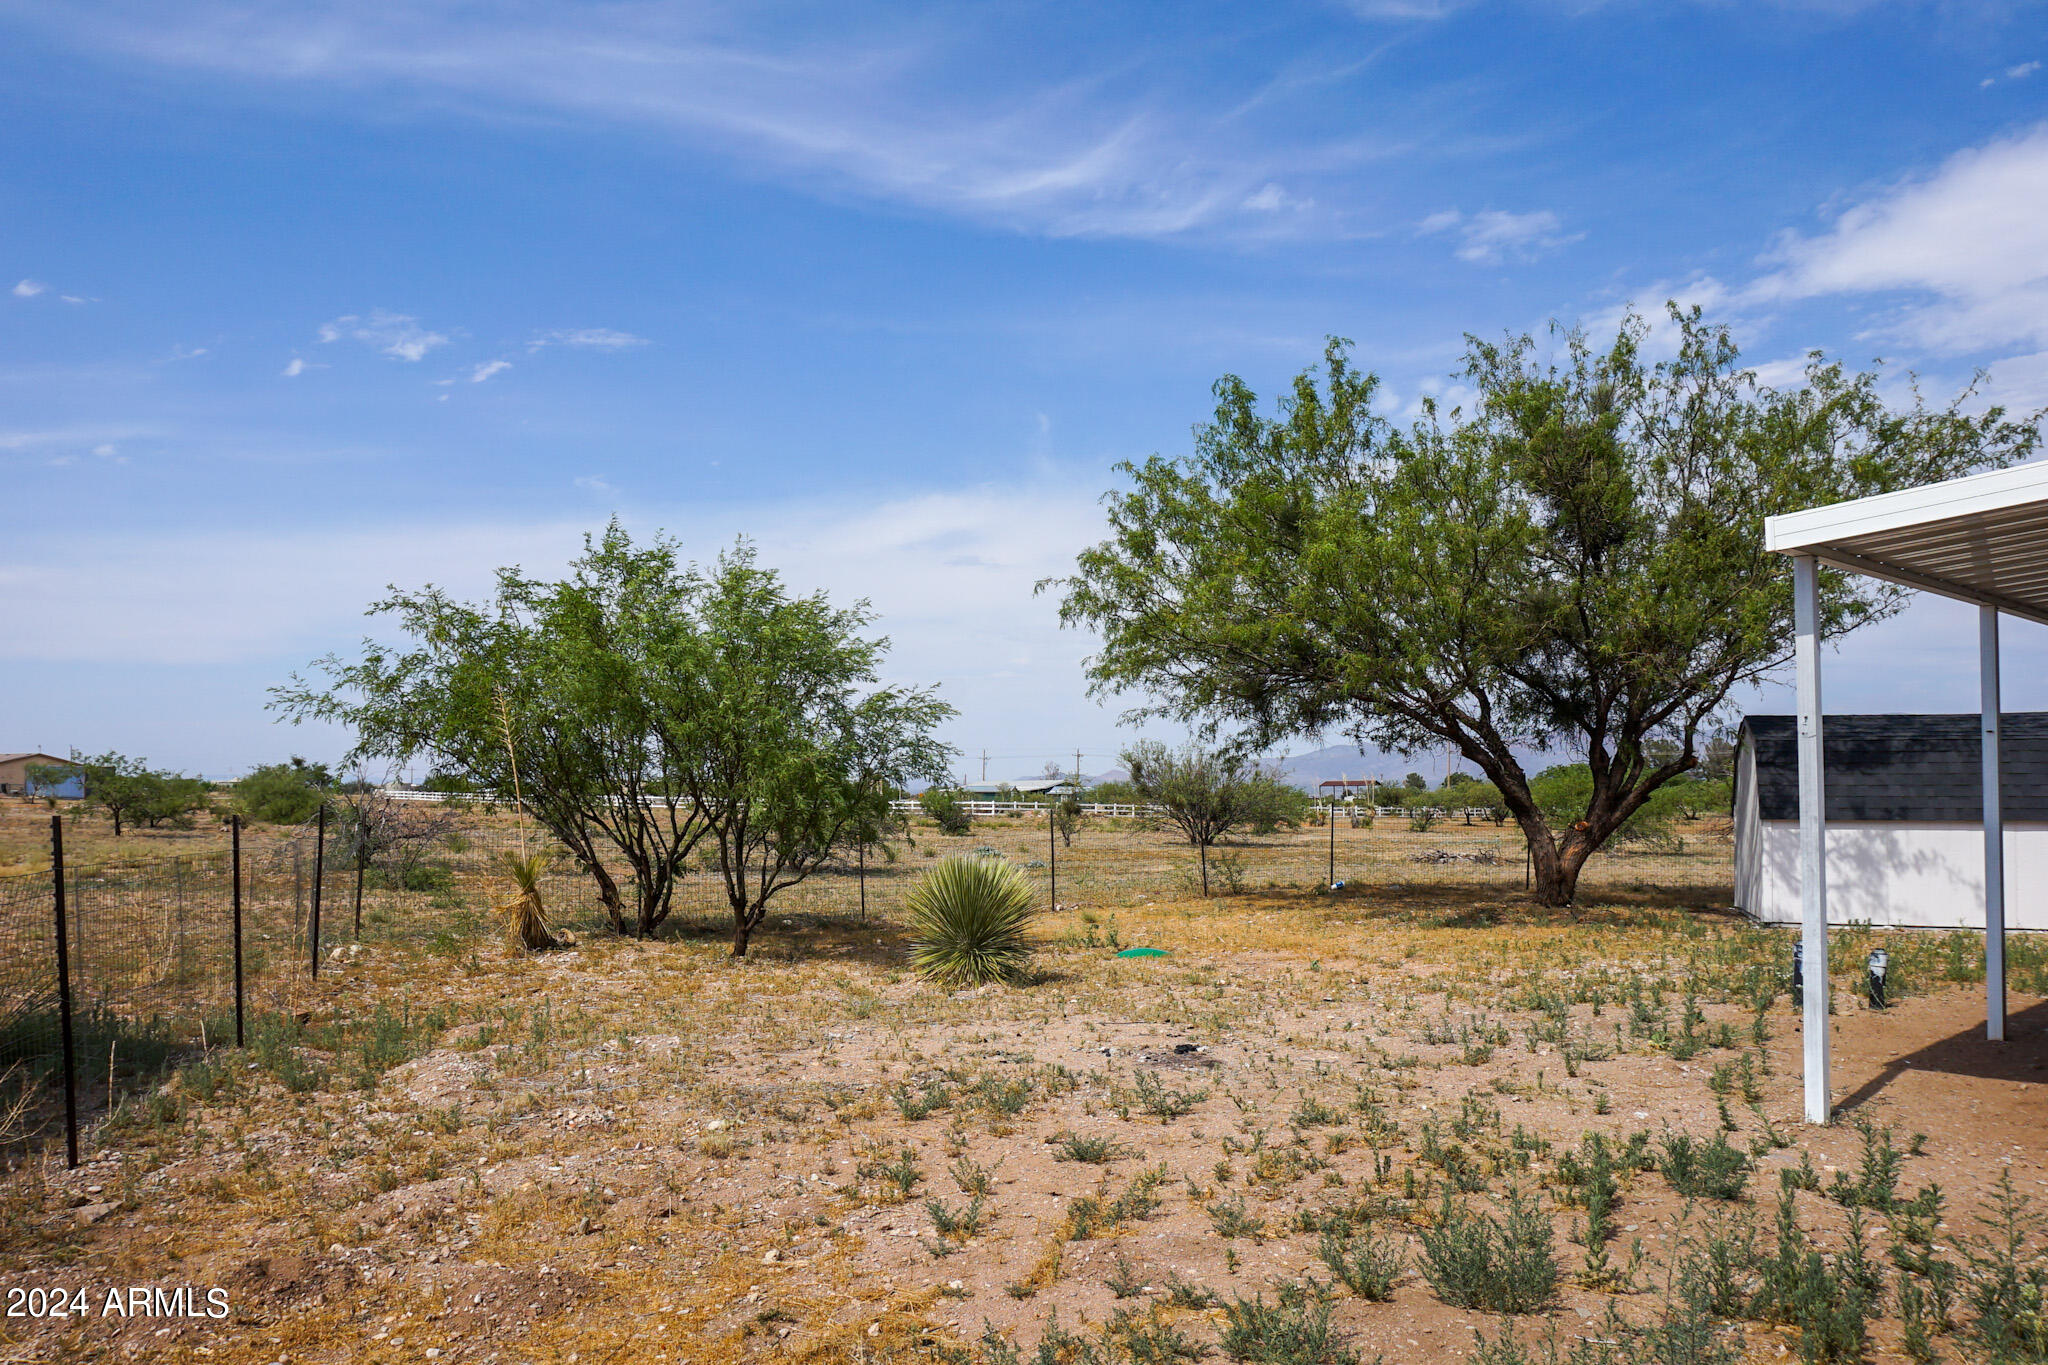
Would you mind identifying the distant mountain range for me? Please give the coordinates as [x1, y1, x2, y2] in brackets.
[1076, 741, 1559, 795]
[918, 740, 1565, 797]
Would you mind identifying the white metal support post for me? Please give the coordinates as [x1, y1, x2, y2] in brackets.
[1981, 607, 2007, 1043]
[1794, 555, 1831, 1125]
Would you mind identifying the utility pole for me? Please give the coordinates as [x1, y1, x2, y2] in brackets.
[980, 749, 989, 783]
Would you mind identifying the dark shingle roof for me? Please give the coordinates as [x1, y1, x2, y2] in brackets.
[1743, 713, 2048, 822]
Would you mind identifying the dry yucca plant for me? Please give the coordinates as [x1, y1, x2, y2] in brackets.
[493, 687, 556, 952]
[497, 849, 557, 952]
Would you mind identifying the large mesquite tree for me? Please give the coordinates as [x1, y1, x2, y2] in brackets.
[1056, 310, 2039, 906]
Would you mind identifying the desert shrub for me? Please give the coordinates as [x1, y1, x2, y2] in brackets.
[1131, 1067, 1208, 1119]
[1753, 1190, 1884, 1364]
[1961, 1170, 2048, 1363]
[904, 855, 1038, 985]
[1659, 1131, 1751, 1201]
[920, 788, 972, 835]
[1219, 1279, 1360, 1365]
[233, 758, 333, 825]
[1318, 1224, 1406, 1301]
[1419, 1187, 1559, 1313]
[1827, 1120, 1904, 1212]
[371, 860, 454, 894]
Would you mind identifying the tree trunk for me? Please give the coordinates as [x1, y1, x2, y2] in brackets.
[590, 862, 627, 934]
[1525, 826, 1597, 907]
[731, 916, 752, 958]
[1198, 843, 1210, 897]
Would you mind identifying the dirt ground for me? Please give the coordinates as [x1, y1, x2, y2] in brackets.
[1, 809, 2044, 1365]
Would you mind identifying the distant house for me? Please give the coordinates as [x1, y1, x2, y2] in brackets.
[958, 778, 1073, 797]
[0, 752, 83, 799]
[1733, 714, 2048, 930]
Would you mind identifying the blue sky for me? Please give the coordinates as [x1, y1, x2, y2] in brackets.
[4, 0, 2047, 781]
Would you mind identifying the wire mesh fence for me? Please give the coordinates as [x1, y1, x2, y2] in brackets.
[0, 797, 1527, 1165]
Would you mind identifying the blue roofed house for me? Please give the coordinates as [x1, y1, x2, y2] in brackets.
[0, 753, 84, 799]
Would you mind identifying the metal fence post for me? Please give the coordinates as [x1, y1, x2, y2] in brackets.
[858, 842, 867, 926]
[353, 829, 366, 939]
[50, 816, 79, 1169]
[231, 816, 245, 1048]
[309, 805, 326, 980]
[1049, 805, 1057, 912]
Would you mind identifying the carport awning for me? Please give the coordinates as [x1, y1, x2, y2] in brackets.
[1765, 461, 2048, 627]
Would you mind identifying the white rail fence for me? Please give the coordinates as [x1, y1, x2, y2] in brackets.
[379, 789, 1496, 822]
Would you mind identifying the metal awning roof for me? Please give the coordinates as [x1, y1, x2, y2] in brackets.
[1764, 461, 2048, 627]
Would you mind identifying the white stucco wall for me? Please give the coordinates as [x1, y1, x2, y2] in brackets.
[1742, 820, 2048, 930]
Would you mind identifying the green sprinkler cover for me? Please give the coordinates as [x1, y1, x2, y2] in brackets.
[1115, 947, 1171, 958]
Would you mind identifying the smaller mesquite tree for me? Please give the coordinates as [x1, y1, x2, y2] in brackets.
[47, 751, 210, 835]
[1059, 309, 2041, 906]
[1121, 740, 1295, 895]
[640, 546, 954, 956]
[276, 527, 717, 937]
[276, 526, 953, 949]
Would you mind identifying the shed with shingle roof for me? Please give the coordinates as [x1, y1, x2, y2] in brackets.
[1733, 715, 2048, 930]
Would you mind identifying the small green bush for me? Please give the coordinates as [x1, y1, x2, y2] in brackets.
[1318, 1224, 1406, 1301]
[919, 788, 973, 835]
[1419, 1187, 1559, 1314]
[1219, 1280, 1361, 1365]
[1660, 1131, 1751, 1201]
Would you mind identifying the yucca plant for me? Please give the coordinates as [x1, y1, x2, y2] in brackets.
[498, 850, 557, 952]
[492, 684, 556, 952]
[904, 855, 1038, 985]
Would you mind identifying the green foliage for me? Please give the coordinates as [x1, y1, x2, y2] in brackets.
[1318, 1224, 1406, 1301]
[61, 750, 213, 834]
[1753, 1189, 1884, 1364]
[1961, 1170, 2048, 1363]
[1219, 1279, 1362, 1365]
[1121, 740, 1296, 894]
[904, 855, 1039, 986]
[1418, 1187, 1559, 1313]
[1055, 1132, 1136, 1164]
[1131, 1067, 1209, 1119]
[920, 787, 973, 835]
[276, 525, 952, 944]
[1207, 1194, 1266, 1239]
[1828, 1120, 1905, 1212]
[1057, 309, 2037, 904]
[232, 756, 333, 825]
[1658, 1130, 1751, 1201]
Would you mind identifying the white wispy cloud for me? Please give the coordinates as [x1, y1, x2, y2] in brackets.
[527, 328, 649, 353]
[12, 279, 45, 298]
[1419, 207, 1582, 264]
[467, 359, 512, 383]
[0, 425, 154, 455]
[573, 475, 616, 495]
[282, 357, 306, 377]
[0, 481, 1116, 771]
[6, 3, 1396, 240]
[318, 310, 450, 362]
[1342, 0, 1468, 17]
[1981, 59, 2040, 87]
[1749, 123, 2048, 359]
